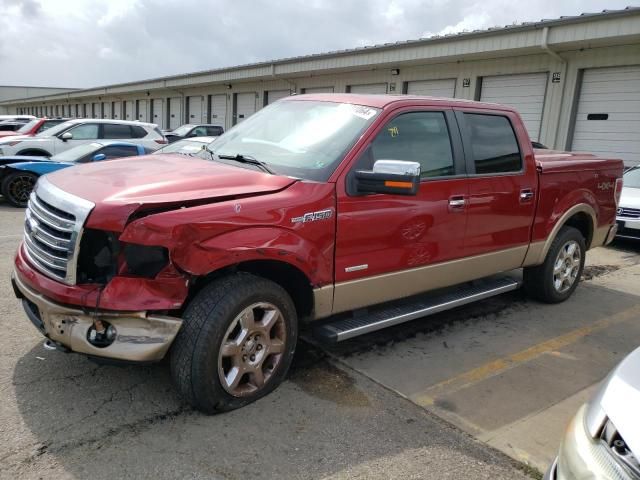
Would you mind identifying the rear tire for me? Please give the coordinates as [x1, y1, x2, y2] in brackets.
[524, 226, 586, 303]
[170, 273, 298, 414]
[1, 171, 38, 207]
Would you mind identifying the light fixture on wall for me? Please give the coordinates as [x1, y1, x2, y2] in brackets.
[390, 69, 400, 76]
[225, 84, 232, 89]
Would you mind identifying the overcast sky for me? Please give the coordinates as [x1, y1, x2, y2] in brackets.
[0, 0, 633, 88]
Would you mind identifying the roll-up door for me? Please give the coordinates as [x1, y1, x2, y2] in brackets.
[479, 72, 548, 141]
[266, 90, 291, 104]
[137, 99, 148, 122]
[348, 83, 387, 94]
[151, 99, 164, 128]
[188, 96, 204, 123]
[571, 65, 640, 168]
[112, 102, 122, 119]
[169, 97, 182, 129]
[210, 94, 227, 128]
[125, 101, 134, 120]
[92, 102, 100, 118]
[102, 102, 111, 119]
[302, 86, 334, 94]
[406, 79, 456, 98]
[235, 92, 256, 124]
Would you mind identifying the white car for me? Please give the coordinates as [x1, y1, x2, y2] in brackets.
[616, 165, 640, 240]
[0, 114, 35, 122]
[0, 119, 166, 157]
[545, 346, 640, 479]
[152, 136, 218, 159]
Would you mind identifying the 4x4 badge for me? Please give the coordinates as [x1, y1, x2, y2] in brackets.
[291, 209, 333, 224]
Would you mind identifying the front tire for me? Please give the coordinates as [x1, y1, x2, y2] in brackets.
[524, 226, 586, 303]
[1, 171, 38, 207]
[170, 273, 298, 413]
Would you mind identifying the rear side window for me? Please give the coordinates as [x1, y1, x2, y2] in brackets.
[464, 113, 521, 174]
[103, 124, 133, 139]
[131, 125, 148, 138]
[205, 126, 223, 136]
[100, 145, 140, 159]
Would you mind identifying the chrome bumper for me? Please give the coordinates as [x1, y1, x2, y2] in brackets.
[544, 458, 557, 480]
[13, 272, 182, 362]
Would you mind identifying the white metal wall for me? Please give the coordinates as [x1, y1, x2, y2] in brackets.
[169, 97, 182, 129]
[406, 79, 456, 98]
[235, 92, 256, 124]
[480, 72, 548, 141]
[302, 86, 334, 94]
[571, 65, 640, 167]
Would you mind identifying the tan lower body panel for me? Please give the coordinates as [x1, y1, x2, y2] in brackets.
[330, 245, 528, 315]
[14, 273, 182, 362]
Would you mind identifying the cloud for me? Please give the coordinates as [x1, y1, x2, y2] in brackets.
[0, 0, 632, 88]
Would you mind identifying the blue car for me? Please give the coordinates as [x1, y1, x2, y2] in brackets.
[0, 141, 152, 207]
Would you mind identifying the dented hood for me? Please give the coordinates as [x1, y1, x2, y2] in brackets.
[45, 154, 298, 231]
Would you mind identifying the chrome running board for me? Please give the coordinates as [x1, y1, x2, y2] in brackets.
[313, 275, 520, 342]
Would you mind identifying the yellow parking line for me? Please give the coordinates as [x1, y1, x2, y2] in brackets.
[411, 304, 640, 407]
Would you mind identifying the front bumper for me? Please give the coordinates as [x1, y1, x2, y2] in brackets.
[616, 216, 640, 240]
[544, 458, 558, 480]
[12, 271, 182, 362]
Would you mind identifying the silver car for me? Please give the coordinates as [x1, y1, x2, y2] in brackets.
[616, 166, 640, 240]
[545, 347, 640, 479]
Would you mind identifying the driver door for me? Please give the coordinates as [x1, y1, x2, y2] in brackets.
[333, 108, 470, 312]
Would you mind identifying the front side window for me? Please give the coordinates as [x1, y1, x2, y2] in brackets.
[213, 100, 381, 181]
[68, 123, 99, 140]
[366, 111, 455, 179]
[464, 113, 521, 174]
[624, 167, 640, 189]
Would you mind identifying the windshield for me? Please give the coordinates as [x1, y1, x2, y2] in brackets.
[50, 142, 102, 162]
[170, 125, 195, 136]
[154, 139, 211, 156]
[35, 120, 75, 138]
[212, 100, 381, 181]
[624, 167, 640, 189]
[17, 119, 39, 133]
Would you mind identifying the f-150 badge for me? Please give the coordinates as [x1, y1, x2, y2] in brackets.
[291, 209, 333, 224]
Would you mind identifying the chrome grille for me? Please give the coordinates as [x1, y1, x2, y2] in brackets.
[617, 207, 640, 219]
[22, 177, 94, 284]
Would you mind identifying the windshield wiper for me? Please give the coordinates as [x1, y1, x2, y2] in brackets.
[207, 149, 275, 175]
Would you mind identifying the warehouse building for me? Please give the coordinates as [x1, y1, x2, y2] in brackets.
[1, 7, 639, 165]
[0, 86, 77, 114]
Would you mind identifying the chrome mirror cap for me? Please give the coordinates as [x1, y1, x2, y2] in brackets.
[372, 160, 421, 177]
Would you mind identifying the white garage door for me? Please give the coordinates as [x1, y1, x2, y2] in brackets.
[303, 86, 334, 94]
[349, 83, 388, 94]
[407, 79, 456, 98]
[125, 101, 134, 120]
[102, 102, 111, 119]
[92, 103, 101, 118]
[169, 97, 182, 129]
[188, 96, 204, 123]
[137, 99, 148, 122]
[152, 99, 164, 129]
[210, 94, 227, 128]
[112, 102, 122, 119]
[235, 92, 256, 124]
[572, 66, 640, 168]
[266, 90, 291, 104]
[480, 72, 548, 141]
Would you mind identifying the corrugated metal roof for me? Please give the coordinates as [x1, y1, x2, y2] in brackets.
[4, 6, 639, 104]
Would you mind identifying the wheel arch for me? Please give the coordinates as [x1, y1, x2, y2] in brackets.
[524, 203, 596, 266]
[16, 148, 51, 157]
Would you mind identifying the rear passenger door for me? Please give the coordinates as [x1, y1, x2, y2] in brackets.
[454, 110, 537, 261]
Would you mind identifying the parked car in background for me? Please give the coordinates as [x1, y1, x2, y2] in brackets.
[164, 124, 224, 143]
[0, 115, 35, 122]
[544, 346, 640, 480]
[153, 136, 218, 159]
[0, 120, 30, 132]
[616, 164, 640, 240]
[11, 95, 624, 414]
[0, 119, 166, 157]
[0, 141, 151, 207]
[0, 118, 69, 138]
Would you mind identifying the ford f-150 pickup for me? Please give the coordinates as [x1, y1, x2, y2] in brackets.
[12, 94, 624, 413]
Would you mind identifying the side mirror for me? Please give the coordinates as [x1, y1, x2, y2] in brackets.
[353, 160, 421, 196]
[92, 153, 106, 161]
[60, 132, 73, 141]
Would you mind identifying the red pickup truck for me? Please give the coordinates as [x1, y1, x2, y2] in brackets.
[12, 94, 624, 413]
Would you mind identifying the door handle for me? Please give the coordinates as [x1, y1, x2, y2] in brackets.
[449, 196, 466, 210]
[520, 189, 534, 202]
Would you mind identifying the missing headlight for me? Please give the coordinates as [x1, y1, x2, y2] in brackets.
[124, 244, 168, 278]
[77, 229, 120, 284]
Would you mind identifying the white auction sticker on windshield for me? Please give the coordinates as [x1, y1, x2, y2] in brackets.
[350, 105, 378, 120]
